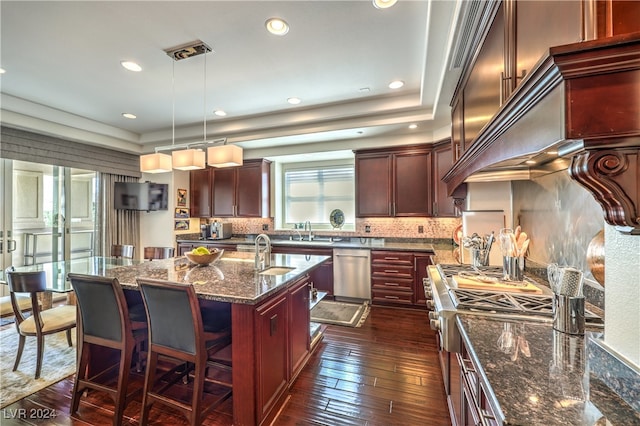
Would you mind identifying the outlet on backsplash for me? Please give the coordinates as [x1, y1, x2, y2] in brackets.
[418, 225, 424, 233]
[262, 224, 269, 231]
[365, 225, 371, 233]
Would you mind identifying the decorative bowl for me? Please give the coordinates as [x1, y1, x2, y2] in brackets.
[185, 249, 224, 266]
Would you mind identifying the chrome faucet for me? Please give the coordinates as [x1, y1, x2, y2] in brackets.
[293, 227, 303, 241]
[254, 233, 271, 270]
[304, 220, 313, 241]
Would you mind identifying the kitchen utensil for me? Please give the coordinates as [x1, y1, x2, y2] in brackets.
[558, 267, 584, 297]
[519, 335, 531, 358]
[483, 232, 495, 265]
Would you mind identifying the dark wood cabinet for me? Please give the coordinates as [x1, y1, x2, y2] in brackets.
[213, 159, 271, 218]
[432, 141, 457, 217]
[463, 3, 504, 148]
[288, 276, 310, 380]
[355, 145, 432, 217]
[189, 168, 213, 218]
[189, 159, 270, 218]
[371, 250, 433, 307]
[255, 292, 288, 420]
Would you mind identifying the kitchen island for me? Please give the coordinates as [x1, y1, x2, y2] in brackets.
[11, 252, 331, 426]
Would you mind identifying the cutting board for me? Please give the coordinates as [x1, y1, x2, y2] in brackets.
[452, 274, 543, 294]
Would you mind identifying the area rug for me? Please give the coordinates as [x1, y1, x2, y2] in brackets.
[311, 300, 370, 328]
[0, 327, 77, 408]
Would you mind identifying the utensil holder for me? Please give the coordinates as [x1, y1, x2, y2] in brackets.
[502, 256, 523, 281]
[471, 248, 489, 267]
[553, 293, 585, 335]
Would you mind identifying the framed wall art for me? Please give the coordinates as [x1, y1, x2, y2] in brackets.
[177, 188, 187, 207]
[175, 207, 189, 218]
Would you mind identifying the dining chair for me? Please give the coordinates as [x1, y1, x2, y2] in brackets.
[110, 244, 135, 259]
[5, 267, 76, 379]
[143, 246, 175, 260]
[137, 278, 232, 426]
[68, 273, 147, 426]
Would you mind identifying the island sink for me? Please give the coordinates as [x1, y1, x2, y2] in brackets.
[258, 266, 296, 276]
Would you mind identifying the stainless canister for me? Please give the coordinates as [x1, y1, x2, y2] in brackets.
[502, 256, 523, 281]
[552, 293, 585, 335]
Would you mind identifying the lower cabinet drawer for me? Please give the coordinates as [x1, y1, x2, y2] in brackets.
[371, 276, 413, 290]
[371, 264, 414, 280]
[372, 289, 413, 305]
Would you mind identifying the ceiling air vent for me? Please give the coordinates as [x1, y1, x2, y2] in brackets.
[165, 40, 212, 61]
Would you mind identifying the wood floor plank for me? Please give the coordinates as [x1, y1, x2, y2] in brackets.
[1, 306, 451, 425]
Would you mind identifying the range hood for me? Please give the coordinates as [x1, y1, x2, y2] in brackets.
[443, 33, 640, 234]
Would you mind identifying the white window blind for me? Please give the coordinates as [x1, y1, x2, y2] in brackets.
[284, 165, 354, 228]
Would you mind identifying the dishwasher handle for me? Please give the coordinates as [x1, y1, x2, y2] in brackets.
[334, 254, 370, 258]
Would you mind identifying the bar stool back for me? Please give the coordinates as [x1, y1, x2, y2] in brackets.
[143, 247, 175, 260]
[111, 244, 135, 259]
[68, 273, 147, 426]
[137, 278, 232, 426]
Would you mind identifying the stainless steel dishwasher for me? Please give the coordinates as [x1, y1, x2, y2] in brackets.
[333, 248, 371, 301]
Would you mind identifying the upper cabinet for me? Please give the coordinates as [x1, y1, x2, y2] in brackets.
[432, 141, 458, 217]
[190, 159, 271, 218]
[355, 145, 432, 217]
[189, 167, 213, 218]
[454, 0, 584, 156]
[445, 0, 640, 233]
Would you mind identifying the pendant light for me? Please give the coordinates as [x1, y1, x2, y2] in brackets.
[207, 142, 243, 168]
[171, 47, 206, 171]
[140, 152, 172, 173]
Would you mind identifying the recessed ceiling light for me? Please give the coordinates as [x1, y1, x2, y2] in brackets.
[121, 61, 142, 72]
[0, 68, 6, 74]
[389, 80, 404, 89]
[122, 113, 137, 119]
[265, 18, 289, 36]
[214, 110, 227, 117]
[525, 160, 536, 165]
[287, 97, 301, 105]
[409, 124, 418, 129]
[373, 0, 398, 9]
[359, 87, 371, 93]
[546, 150, 558, 155]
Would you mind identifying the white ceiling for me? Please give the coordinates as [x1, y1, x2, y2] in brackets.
[0, 1, 463, 161]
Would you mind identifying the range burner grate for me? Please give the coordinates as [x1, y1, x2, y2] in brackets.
[450, 288, 553, 315]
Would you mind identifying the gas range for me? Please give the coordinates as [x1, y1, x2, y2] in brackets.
[425, 264, 601, 353]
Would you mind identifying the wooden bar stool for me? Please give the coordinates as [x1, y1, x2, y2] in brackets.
[143, 247, 175, 260]
[68, 273, 147, 426]
[111, 244, 135, 259]
[5, 267, 76, 379]
[137, 278, 232, 426]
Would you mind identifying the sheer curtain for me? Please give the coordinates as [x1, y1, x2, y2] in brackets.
[98, 173, 140, 258]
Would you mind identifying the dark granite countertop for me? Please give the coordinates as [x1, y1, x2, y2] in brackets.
[177, 235, 450, 254]
[456, 315, 639, 425]
[100, 252, 330, 305]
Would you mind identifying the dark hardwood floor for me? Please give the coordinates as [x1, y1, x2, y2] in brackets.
[1, 306, 450, 425]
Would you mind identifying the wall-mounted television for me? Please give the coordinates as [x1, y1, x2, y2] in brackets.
[114, 182, 169, 211]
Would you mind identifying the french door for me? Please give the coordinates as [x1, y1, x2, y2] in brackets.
[0, 159, 97, 292]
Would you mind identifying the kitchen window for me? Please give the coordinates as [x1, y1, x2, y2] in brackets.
[279, 161, 355, 230]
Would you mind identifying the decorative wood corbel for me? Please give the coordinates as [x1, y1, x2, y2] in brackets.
[569, 148, 639, 234]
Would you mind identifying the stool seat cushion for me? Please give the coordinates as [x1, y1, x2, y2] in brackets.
[18, 305, 77, 334]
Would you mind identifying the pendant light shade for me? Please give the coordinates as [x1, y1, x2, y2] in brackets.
[140, 152, 172, 173]
[207, 144, 243, 168]
[172, 149, 206, 170]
